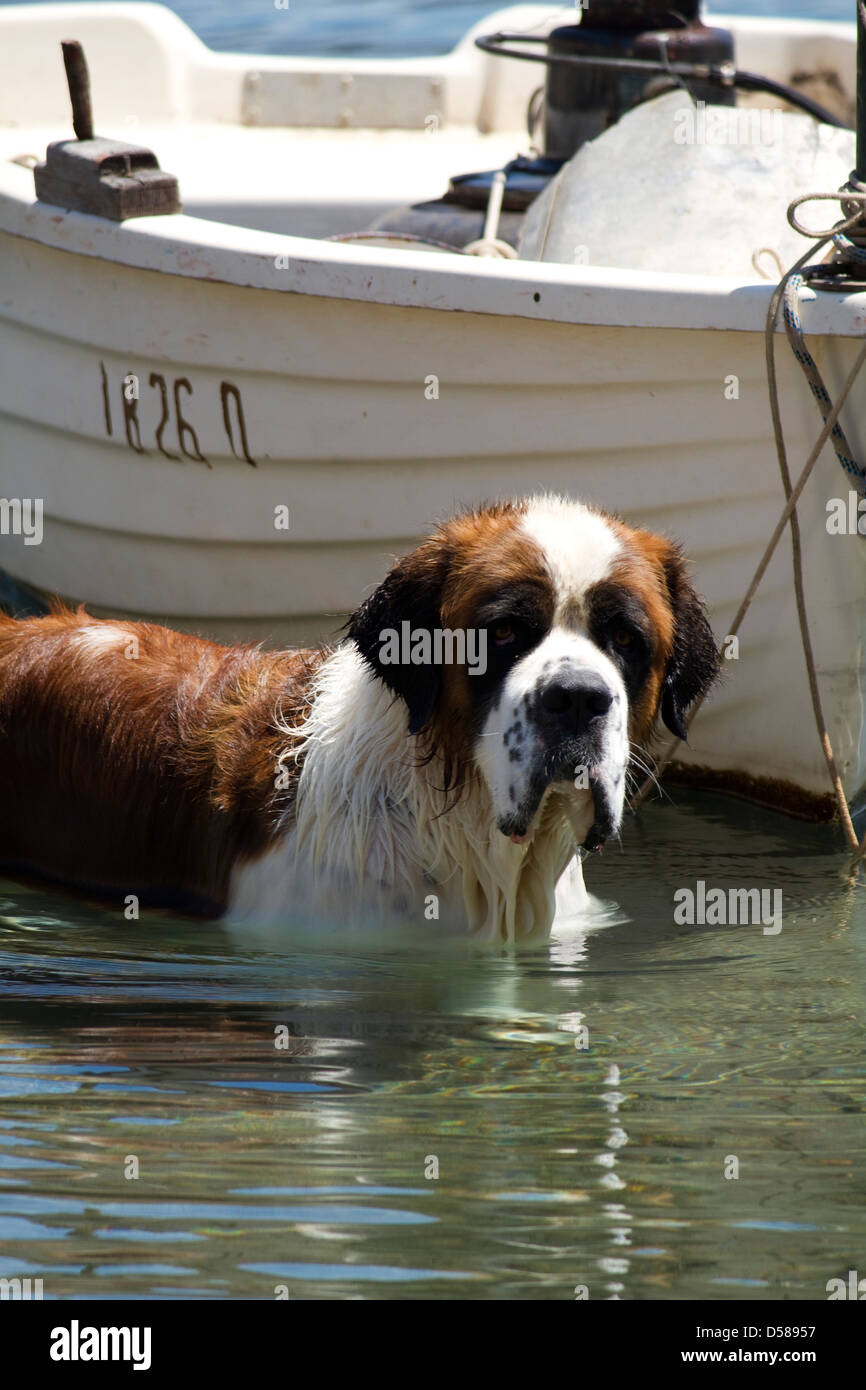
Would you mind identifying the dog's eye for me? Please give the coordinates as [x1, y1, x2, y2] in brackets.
[493, 622, 516, 647]
[612, 628, 634, 650]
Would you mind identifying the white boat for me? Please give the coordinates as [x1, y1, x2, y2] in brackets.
[1, 1, 866, 819]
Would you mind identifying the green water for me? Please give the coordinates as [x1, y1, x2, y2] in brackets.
[1, 789, 864, 1300]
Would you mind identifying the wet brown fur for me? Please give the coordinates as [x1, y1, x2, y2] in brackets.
[0, 607, 325, 914]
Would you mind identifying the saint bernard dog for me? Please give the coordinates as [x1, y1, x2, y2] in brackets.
[0, 496, 718, 940]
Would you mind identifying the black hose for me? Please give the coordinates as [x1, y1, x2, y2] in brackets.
[733, 70, 848, 128]
[475, 32, 851, 129]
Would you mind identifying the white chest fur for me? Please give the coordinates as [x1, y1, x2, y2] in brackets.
[225, 645, 588, 939]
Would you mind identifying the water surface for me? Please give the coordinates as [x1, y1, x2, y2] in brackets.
[2, 791, 864, 1300]
[0, 0, 856, 56]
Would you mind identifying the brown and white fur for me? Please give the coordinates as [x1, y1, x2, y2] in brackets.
[0, 496, 718, 940]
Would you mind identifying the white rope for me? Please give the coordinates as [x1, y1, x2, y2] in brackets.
[629, 224, 866, 832]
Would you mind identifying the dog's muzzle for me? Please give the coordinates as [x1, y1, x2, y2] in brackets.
[497, 669, 625, 851]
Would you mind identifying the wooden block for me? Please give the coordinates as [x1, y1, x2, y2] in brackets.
[34, 137, 182, 221]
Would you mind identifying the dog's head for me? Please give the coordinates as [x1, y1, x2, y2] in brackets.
[348, 496, 718, 850]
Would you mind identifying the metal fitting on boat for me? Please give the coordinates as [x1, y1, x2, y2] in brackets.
[542, 2, 736, 159]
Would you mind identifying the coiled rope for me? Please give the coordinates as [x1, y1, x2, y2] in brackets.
[629, 195, 866, 865]
[783, 189, 866, 494]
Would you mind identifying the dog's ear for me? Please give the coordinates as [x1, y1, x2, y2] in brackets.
[347, 541, 449, 736]
[659, 547, 720, 741]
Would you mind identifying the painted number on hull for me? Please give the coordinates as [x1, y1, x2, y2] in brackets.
[100, 363, 257, 466]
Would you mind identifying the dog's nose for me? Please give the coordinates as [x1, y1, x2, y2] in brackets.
[539, 672, 613, 732]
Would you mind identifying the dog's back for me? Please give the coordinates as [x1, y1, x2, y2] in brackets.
[0, 609, 319, 914]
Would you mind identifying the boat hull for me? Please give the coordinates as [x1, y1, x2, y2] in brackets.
[2, 225, 866, 810]
[2, 3, 865, 814]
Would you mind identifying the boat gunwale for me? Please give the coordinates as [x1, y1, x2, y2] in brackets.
[3, 160, 866, 337]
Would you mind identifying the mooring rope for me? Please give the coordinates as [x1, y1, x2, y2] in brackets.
[783, 190, 866, 492]
[628, 210, 866, 850]
[783, 191, 866, 862]
[768, 275, 861, 854]
[783, 274, 866, 493]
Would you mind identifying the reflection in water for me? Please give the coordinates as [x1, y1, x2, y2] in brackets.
[0, 790, 864, 1300]
[597, 1065, 629, 1298]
